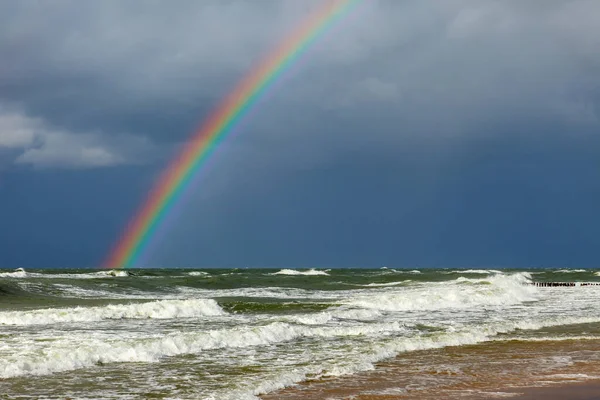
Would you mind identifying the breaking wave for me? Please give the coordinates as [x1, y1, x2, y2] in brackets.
[187, 271, 210, 276]
[0, 269, 131, 279]
[345, 273, 536, 312]
[0, 299, 225, 326]
[4, 312, 600, 394]
[451, 269, 503, 274]
[0, 269, 28, 278]
[358, 280, 412, 287]
[271, 269, 330, 276]
[555, 269, 587, 273]
[3, 267, 600, 399]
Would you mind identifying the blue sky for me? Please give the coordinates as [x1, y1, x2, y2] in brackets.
[0, 0, 598, 268]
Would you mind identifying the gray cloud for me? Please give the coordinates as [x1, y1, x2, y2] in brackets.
[0, 105, 156, 168]
[0, 0, 598, 171]
[1, 0, 599, 268]
[0, 110, 37, 148]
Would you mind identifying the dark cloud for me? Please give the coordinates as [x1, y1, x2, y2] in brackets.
[0, 0, 598, 267]
[154, 125, 600, 268]
[1, 1, 598, 148]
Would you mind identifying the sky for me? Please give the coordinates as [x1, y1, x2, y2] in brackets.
[0, 0, 598, 269]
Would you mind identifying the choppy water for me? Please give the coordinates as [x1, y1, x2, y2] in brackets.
[1, 267, 600, 399]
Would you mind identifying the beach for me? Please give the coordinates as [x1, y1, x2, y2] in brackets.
[263, 338, 600, 399]
[266, 382, 600, 400]
[1, 268, 600, 399]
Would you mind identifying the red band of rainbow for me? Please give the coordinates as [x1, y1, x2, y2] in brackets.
[105, 0, 362, 268]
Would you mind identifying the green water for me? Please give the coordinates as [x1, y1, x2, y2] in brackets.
[1, 267, 599, 399]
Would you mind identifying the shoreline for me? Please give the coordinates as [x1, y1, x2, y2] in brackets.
[262, 339, 600, 400]
[508, 381, 600, 400]
[263, 375, 600, 400]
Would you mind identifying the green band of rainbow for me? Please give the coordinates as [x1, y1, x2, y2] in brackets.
[105, 0, 361, 268]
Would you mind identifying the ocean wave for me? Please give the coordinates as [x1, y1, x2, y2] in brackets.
[450, 269, 503, 274]
[4, 309, 600, 397]
[279, 307, 383, 325]
[0, 321, 407, 379]
[492, 335, 600, 342]
[271, 269, 329, 276]
[187, 271, 210, 277]
[51, 284, 141, 299]
[0, 298, 225, 326]
[0, 281, 29, 297]
[221, 314, 600, 400]
[3, 267, 600, 400]
[175, 286, 338, 300]
[555, 269, 587, 273]
[344, 273, 536, 312]
[0, 269, 27, 278]
[379, 269, 419, 274]
[358, 280, 412, 287]
[0, 269, 132, 279]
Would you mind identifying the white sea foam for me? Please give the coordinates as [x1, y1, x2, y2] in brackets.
[0, 321, 407, 379]
[4, 306, 600, 400]
[0, 270, 132, 279]
[175, 286, 344, 300]
[284, 307, 382, 325]
[380, 269, 418, 274]
[105, 270, 129, 277]
[452, 269, 503, 274]
[545, 373, 600, 380]
[0, 269, 27, 278]
[67, 270, 129, 278]
[220, 314, 600, 400]
[493, 335, 600, 342]
[475, 392, 520, 398]
[361, 280, 411, 287]
[5, 268, 600, 399]
[271, 269, 329, 276]
[187, 271, 210, 276]
[0, 299, 225, 326]
[52, 284, 137, 299]
[555, 269, 587, 273]
[345, 273, 536, 312]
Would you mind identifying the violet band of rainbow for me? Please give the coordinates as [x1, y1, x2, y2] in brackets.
[105, 0, 362, 268]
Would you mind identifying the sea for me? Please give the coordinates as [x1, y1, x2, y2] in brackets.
[1, 267, 600, 399]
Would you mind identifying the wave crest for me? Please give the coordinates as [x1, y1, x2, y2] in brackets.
[0, 299, 225, 326]
[345, 273, 536, 312]
[271, 269, 329, 276]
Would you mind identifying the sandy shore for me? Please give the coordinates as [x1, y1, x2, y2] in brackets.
[264, 381, 600, 400]
[262, 339, 600, 400]
[508, 381, 600, 400]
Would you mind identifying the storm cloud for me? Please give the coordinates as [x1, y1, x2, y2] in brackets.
[0, 0, 598, 267]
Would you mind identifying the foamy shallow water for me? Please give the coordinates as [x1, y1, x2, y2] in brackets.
[1, 268, 600, 399]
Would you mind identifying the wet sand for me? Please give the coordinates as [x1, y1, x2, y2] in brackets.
[262, 338, 600, 400]
[510, 381, 600, 400]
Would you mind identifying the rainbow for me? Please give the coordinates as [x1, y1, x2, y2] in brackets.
[105, 0, 362, 268]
